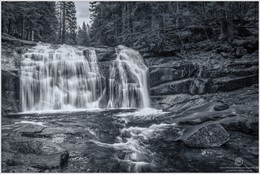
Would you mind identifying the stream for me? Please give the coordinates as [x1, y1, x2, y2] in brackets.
[2, 108, 258, 172]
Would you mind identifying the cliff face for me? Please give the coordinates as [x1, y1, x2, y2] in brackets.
[142, 37, 258, 130]
[145, 48, 258, 113]
[1, 35, 37, 114]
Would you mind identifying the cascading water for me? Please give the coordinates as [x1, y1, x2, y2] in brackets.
[20, 44, 150, 112]
[20, 44, 103, 111]
[107, 45, 150, 108]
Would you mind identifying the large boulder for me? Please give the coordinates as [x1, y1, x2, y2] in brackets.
[15, 124, 45, 137]
[218, 116, 258, 135]
[182, 123, 229, 147]
[2, 137, 69, 171]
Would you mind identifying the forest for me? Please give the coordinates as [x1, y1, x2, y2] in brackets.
[2, 1, 258, 51]
[1, 1, 90, 46]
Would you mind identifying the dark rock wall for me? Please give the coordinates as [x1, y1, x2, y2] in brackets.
[146, 48, 258, 111]
[1, 37, 33, 114]
[1, 70, 20, 114]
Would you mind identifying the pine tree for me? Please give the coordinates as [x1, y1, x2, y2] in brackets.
[89, 1, 98, 24]
[66, 1, 77, 45]
[77, 22, 90, 46]
[2, 2, 58, 43]
[56, 1, 77, 44]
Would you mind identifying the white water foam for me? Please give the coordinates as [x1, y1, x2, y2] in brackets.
[116, 108, 169, 117]
[90, 122, 176, 172]
[107, 46, 150, 109]
[20, 44, 103, 111]
[16, 120, 46, 126]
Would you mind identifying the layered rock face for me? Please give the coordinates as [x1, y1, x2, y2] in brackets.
[146, 42, 258, 113]
[2, 36, 36, 114]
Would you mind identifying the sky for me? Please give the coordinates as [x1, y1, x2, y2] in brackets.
[75, 1, 91, 27]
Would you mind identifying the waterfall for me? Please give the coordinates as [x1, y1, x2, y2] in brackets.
[20, 44, 103, 111]
[107, 45, 150, 108]
[20, 44, 150, 112]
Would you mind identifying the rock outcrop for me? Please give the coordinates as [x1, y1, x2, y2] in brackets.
[2, 136, 69, 172]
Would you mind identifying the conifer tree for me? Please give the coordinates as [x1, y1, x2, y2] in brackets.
[77, 22, 90, 46]
[56, 1, 77, 44]
[2, 2, 58, 43]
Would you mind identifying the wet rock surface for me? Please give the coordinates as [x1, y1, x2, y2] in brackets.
[182, 123, 229, 147]
[2, 106, 258, 172]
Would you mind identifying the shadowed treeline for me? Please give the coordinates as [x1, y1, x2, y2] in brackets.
[89, 1, 258, 52]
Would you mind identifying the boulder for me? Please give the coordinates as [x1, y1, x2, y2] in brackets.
[3, 138, 69, 170]
[15, 124, 45, 137]
[214, 103, 229, 111]
[40, 127, 76, 136]
[182, 123, 229, 147]
[218, 116, 258, 134]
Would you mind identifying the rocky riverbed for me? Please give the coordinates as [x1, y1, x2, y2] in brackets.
[1, 34, 259, 172]
[2, 106, 258, 172]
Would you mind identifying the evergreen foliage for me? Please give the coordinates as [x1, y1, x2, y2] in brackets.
[89, 1, 259, 51]
[56, 1, 77, 44]
[2, 1, 58, 43]
[77, 22, 90, 46]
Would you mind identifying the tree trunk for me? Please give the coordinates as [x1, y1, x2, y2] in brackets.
[62, 2, 66, 44]
[176, 2, 180, 28]
[22, 16, 25, 39]
[59, 5, 62, 43]
[8, 19, 12, 35]
[227, 3, 234, 42]
[220, 2, 233, 42]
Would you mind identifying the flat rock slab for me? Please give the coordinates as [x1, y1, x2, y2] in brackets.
[16, 152, 69, 170]
[218, 116, 258, 134]
[15, 124, 45, 136]
[182, 123, 229, 148]
[2, 137, 69, 171]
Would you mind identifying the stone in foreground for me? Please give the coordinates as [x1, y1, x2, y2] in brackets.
[182, 123, 229, 147]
